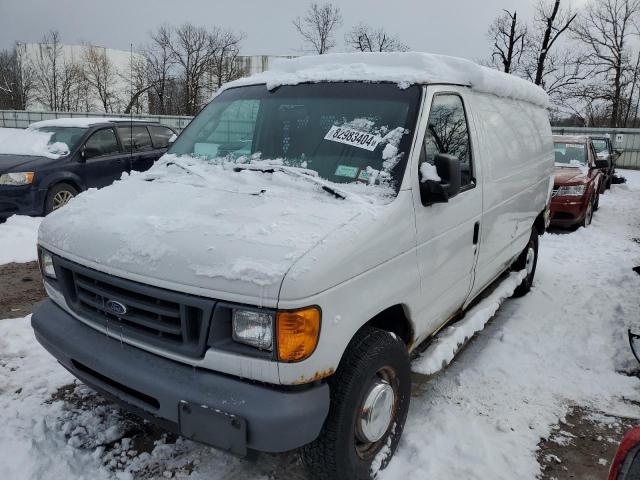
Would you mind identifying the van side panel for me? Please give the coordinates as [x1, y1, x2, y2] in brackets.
[467, 93, 553, 302]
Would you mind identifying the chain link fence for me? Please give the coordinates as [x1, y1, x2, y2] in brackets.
[0, 110, 193, 132]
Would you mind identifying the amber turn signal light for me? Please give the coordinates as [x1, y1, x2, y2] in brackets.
[276, 307, 321, 362]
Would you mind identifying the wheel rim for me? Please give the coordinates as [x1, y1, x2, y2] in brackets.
[525, 247, 535, 276]
[52, 190, 74, 210]
[355, 366, 398, 458]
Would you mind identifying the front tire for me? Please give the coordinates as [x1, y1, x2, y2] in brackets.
[581, 196, 594, 228]
[512, 227, 539, 297]
[45, 183, 78, 215]
[301, 327, 411, 480]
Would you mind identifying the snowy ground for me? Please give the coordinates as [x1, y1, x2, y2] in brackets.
[1, 171, 640, 479]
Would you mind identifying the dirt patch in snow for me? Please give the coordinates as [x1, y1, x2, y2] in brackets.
[0, 261, 46, 319]
[538, 405, 638, 479]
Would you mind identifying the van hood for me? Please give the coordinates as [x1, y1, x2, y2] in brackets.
[0, 154, 52, 173]
[38, 158, 387, 304]
[554, 166, 588, 185]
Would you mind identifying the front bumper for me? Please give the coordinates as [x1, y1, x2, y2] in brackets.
[549, 195, 588, 227]
[0, 185, 46, 218]
[32, 300, 330, 455]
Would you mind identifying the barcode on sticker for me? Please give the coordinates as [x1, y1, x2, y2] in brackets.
[324, 126, 382, 151]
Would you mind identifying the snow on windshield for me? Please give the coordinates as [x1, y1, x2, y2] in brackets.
[171, 82, 421, 194]
[0, 128, 70, 159]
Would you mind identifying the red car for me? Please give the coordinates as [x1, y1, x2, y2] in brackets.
[550, 135, 608, 229]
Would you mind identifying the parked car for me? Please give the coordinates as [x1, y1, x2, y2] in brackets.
[0, 118, 176, 220]
[591, 135, 620, 190]
[31, 53, 554, 479]
[550, 135, 607, 229]
[608, 331, 640, 480]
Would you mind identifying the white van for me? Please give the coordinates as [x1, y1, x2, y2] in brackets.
[32, 53, 553, 479]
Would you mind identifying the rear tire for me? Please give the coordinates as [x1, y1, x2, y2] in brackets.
[512, 228, 538, 297]
[45, 183, 78, 215]
[301, 327, 411, 480]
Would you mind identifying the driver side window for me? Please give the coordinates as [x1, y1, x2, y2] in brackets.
[84, 128, 120, 158]
[422, 94, 473, 187]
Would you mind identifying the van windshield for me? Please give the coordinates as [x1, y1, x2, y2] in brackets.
[169, 83, 422, 194]
[554, 142, 587, 167]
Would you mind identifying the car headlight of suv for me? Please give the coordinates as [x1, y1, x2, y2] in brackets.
[232, 308, 274, 351]
[556, 184, 586, 196]
[0, 172, 35, 186]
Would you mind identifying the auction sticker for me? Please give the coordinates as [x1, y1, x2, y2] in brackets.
[324, 126, 382, 151]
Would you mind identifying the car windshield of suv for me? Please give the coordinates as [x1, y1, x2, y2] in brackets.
[591, 139, 608, 154]
[169, 83, 422, 195]
[31, 126, 86, 152]
[554, 142, 587, 167]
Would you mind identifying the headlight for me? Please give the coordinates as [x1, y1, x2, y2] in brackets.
[0, 172, 35, 186]
[556, 184, 586, 196]
[232, 308, 274, 350]
[39, 249, 56, 279]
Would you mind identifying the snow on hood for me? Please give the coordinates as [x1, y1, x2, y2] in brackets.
[0, 128, 69, 159]
[38, 156, 385, 302]
[554, 165, 589, 184]
[217, 52, 550, 108]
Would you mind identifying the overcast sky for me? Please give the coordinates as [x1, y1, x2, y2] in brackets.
[0, 0, 590, 60]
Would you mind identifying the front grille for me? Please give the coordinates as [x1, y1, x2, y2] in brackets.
[55, 256, 215, 358]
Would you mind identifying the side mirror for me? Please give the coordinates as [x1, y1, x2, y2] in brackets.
[79, 147, 87, 162]
[615, 148, 624, 156]
[419, 154, 462, 206]
[594, 158, 609, 169]
[168, 133, 177, 144]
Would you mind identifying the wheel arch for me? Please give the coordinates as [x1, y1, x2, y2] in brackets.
[362, 304, 415, 349]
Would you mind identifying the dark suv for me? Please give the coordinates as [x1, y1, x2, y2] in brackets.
[0, 118, 177, 219]
[591, 136, 621, 190]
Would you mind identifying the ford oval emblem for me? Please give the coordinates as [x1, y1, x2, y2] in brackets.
[105, 300, 127, 316]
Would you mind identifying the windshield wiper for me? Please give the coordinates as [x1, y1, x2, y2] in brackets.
[233, 164, 367, 202]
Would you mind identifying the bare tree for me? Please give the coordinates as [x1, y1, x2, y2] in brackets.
[169, 23, 218, 115]
[293, 2, 342, 54]
[210, 29, 246, 89]
[82, 44, 122, 112]
[0, 44, 34, 109]
[345, 24, 409, 52]
[30, 31, 83, 111]
[528, 0, 578, 86]
[572, 0, 640, 127]
[145, 25, 177, 115]
[487, 10, 527, 73]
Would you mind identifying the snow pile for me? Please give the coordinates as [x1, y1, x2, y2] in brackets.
[413, 270, 527, 376]
[0, 128, 69, 159]
[219, 52, 550, 108]
[0, 215, 42, 265]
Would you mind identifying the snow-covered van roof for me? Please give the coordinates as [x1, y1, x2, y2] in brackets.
[220, 52, 550, 109]
[29, 117, 149, 129]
